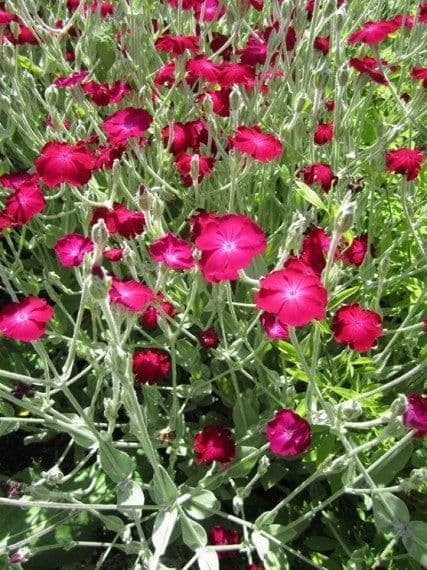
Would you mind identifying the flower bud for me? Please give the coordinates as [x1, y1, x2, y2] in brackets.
[89, 265, 112, 300]
[197, 327, 219, 349]
[0, 94, 11, 111]
[91, 218, 109, 249]
[314, 66, 329, 89]
[43, 466, 64, 484]
[45, 85, 59, 107]
[338, 63, 349, 87]
[232, 494, 244, 515]
[230, 86, 242, 112]
[334, 193, 356, 233]
[390, 393, 407, 417]
[190, 154, 199, 183]
[340, 400, 363, 421]
[9, 21, 20, 41]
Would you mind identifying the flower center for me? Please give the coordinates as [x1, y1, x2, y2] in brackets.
[221, 241, 236, 253]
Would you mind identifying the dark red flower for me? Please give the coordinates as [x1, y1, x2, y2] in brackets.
[314, 36, 330, 55]
[349, 56, 388, 85]
[194, 425, 235, 465]
[341, 234, 374, 266]
[392, 14, 414, 28]
[35, 142, 96, 188]
[419, 2, 427, 23]
[208, 525, 240, 558]
[54, 233, 93, 267]
[347, 20, 399, 44]
[0, 170, 39, 191]
[154, 62, 176, 88]
[155, 34, 199, 56]
[186, 55, 221, 82]
[149, 232, 194, 270]
[238, 37, 268, 66]
[94, 144, 126, 170]
[332, 303, 383, 352]
[300, 226, 334, 275]
[54, 71, 89, 88]
[325, 99, 335, 111]
[197, 327, 219, 348]
[231, 125, 282, 162]
[266, 409, 311, 456]
[255, 268, 327, 326]
[188, 209, 217, 241]
[133, 349, 171, 384]
[102, 107, 152, 145]
[193, 0, 225, 21]
[174, 153, 215, 187]
[403, 393, 427, 437]
[103, 247, 124, 262]
[216, 62, 255, 88]
[0, 296, 54, 342]
[0, 6, 17, 25]
[410, 66, 427, 88]
[385, 148, 424, 181]
[139, 293, 175, 330]
[260, 312, 289, 339]
[168, 0, 195, 8]
[4, 184, 45, 225]
[196, 213, 267, 282]
[109, 277, 155, 312]
[199, 88, 231, 117]
[299, 163, 337, 193]
[162, 122, 191, 155]
[91, 203, 145, 239]
[314, 122, 334, 145]
[3, 24, 38, 45]
[82, 80, 131, 106]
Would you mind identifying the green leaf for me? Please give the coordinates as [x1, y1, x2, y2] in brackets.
[150, 465, 178, 505]
[99, 435, 134, 483]
[371, 442, 413, 486]
[252, 529, 270, 560]
[225, 446, 258, 478]
[294, 180, 326, 210]
[17, 55, 42, 76]
[97, 514, 124, 533]
[197, 548, 219, 570]
[117, 479, 145, 517]
[372, 493, 409, 533]
[403, 521, 427, 566]
[184, 488, 220, 520]
[181, 515, 207, 551]
[327, 286, 361, 311]
[152, 509, 179, 561]
[264, 549, 289, 570]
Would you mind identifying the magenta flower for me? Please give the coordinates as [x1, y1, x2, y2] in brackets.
[4, 184, 46, 225]
[0, 296, 54, 342]
[255, 268, 327, 326]
[385, 148, 425, 181]
[155, 34, 199, 56]
[53, 70, 89, 88]
[299, 163, 337, 193]
[195, 213, 266, 282]
[102, 107, 152, 145]
[54, 233, 94, 267]
[403, 393, 427, 437]
[314, 122, 334, 145]
[347, 20, 399, 45]
[193, 425, 235, 465]
[231, 125, 283, 162]
[109, 277, 155, 312]
[332, 303, 383, 352]
[35, 142, 96, 188]
[91, 203, 145, 239]
[266, 409, 311, 456]
[149, 232, 194, 270]
[260, 312, 289, 340]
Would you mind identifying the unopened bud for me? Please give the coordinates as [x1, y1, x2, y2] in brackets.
[91, 218, 109, 249]
[89, 265, 111, 300]
[314, 66, 329, 89]
[230, 86, 242, 112]
[190, 155, 199, 182]
[43, 466, 64, 484]
[294, 93, 307, 113]
[257, 455, 270, 476]
[341, 400, 363, 421]
[140, 188, 154, 211]
[9, 21, 20, 40]
[0, 94, 11, 111]
[390, 394, 407, 417]
[338, 63, 349, 87]
[45, 85, 59, 107]
[334, 194, 355, 233]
